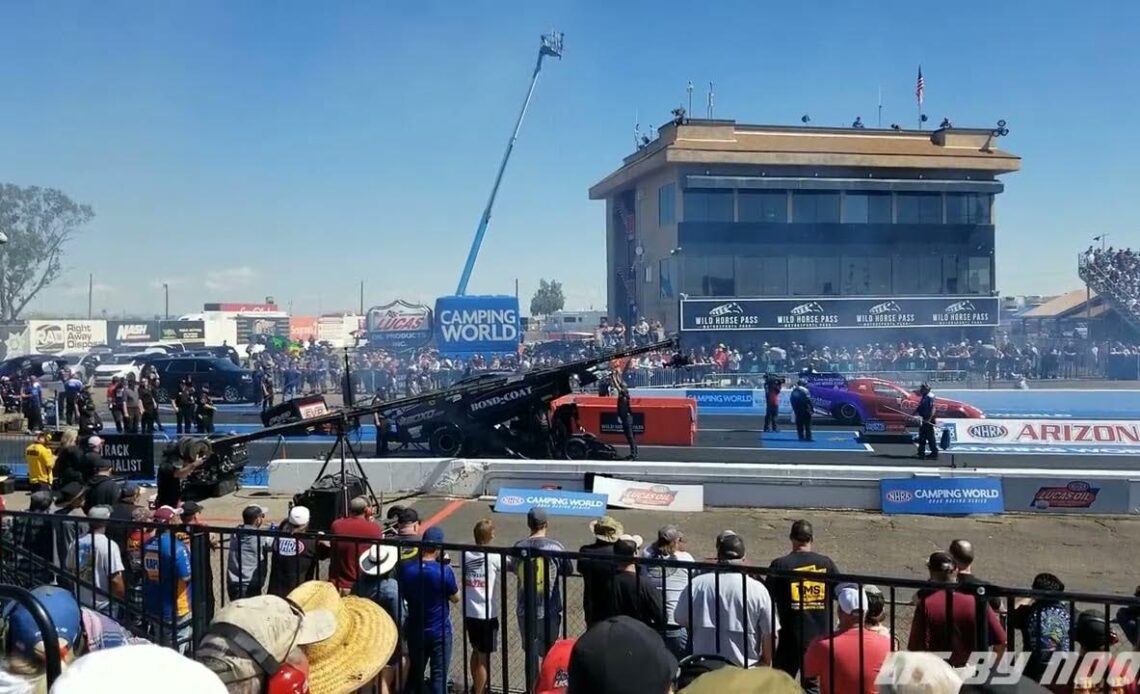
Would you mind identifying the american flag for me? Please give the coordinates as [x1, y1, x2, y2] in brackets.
[916, 66, 925, 105]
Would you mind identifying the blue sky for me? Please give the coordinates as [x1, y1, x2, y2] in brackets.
[2, 1, 1136, 317]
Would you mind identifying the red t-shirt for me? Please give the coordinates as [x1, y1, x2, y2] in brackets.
[908, 588, 1007, 667]
[328, 516, 383, 590]
[804, 627, 892, 694]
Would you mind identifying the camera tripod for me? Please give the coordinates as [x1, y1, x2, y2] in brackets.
[309, 414, 382, 519]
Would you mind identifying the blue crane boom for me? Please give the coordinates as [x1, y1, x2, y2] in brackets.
[454, 32, 563, 296]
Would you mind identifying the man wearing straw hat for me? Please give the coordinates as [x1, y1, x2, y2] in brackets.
[289, 579, 399, 694]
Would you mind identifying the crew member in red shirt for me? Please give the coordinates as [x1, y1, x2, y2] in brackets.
[328, 495, 383, 594]
[804, 583, 892, 694]
[908, 551, 1006, 667]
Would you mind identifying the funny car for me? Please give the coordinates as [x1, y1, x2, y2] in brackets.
[801, 372, 984, 425]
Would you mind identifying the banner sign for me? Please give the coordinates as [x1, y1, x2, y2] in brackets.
[107, 321, 161, 349]
[493, 487, 607, 517]
[680, 296, 1000, 332]
[1002, 478, 1132, 514]
[159, 320, 205, 343]
[289, 317, 319, 342]
[95, 434, 155, 479]
[592, 476, 705, 512]
[366, 300, 433, 350]
[434, 295, 521, 355]
[685, 389, 755, 409]
[28, 320, 107, 355]
[204, 303, 278, 312]
[599, 412, 646, 435]
[880, 477, 1004, 515]
[236, 316, 290, 344]
[943, 419, 1140, 448]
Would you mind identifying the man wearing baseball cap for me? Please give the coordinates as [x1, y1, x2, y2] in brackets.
[399, 525, 458, 694]
[908, 551, 1006, 666]
[65, 505, 126, 613]
[226, 505, 274, 600]
[803, 583, 891, 694]
[676, 532, 779, 668]
[642, 524, 695, 660]
[512, 507, 571, 681]
[268, 506, 327, 598]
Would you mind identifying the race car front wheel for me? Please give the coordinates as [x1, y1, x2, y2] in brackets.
[832, 403, 861, 425]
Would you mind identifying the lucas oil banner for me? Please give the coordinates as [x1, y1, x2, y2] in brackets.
[434, 295, 521, 355]
[367, 300, 433, 350]
[680, 296, 1000, 332]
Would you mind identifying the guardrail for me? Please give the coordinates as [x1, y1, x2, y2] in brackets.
[2, 511, 1138, 692]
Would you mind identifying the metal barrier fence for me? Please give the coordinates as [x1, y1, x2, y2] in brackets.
[2, 511, 1139, 692]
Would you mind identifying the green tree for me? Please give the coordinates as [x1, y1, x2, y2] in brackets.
[0, 184, 94, 321]
[529, 278, 565, 317]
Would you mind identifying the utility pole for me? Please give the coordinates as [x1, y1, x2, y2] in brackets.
[359, 280, 364, 315]
[163, 283, 169, 319]
[87, 273, 93, 319]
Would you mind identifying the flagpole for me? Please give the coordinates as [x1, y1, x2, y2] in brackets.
[877, 86, 883, 128]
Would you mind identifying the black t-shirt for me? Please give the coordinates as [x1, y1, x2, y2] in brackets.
[83, 475, 122, 512]
[767, 550, 840, 649]
[576, 541, 618, 627]
[601, 570, 665, 630]
[54, 446, 86, 486]
[79, 451, 102, 483]
[156, 462, 181, 508]
[268, 533, 323, 597]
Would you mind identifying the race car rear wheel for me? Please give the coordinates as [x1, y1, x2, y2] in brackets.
[429, 424, 464, 457]
[832, 402, 861, 425]
[563, 437, 589, 460]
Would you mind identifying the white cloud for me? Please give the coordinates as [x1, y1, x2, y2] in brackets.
[204, 266, 257, 292]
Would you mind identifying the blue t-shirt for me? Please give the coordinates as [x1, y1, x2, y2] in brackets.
[142, 534, 192, 620]
[398, 559, 457, 637]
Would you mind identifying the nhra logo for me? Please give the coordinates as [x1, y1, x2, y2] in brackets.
[498, 495, 525, 506]
[790, 302, 825, 315]
[868, 301, 902, 315]
[708, 302, 744, 317]
[1032, 481, 1099, 509]
[885, 490, 913, 503]
[968, 424, 1009, 439]
[470, 387, 532, 413]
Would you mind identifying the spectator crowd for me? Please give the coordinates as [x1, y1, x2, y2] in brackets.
[1083, 246, 1140, 321]
[2, 465, 1138, 694]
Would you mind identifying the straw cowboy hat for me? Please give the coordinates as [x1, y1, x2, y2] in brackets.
[288, 580, 397, 694]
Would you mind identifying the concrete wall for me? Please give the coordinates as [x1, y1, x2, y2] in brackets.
[267, 457, 1140, 515]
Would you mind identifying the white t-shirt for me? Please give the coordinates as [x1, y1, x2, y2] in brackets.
[66, 533, 125, 612]
[675, 570, 780, 668]
[461, 550, 502, 620]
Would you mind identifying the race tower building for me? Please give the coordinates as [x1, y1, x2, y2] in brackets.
[588, 119, 1020, 343]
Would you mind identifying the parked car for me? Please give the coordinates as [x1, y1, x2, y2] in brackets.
[0, 355, 82, 382]
[58, 352, 104, 382]
[174, 346, 240, 365]
[147, 357, 257, 403]
[92, 354, 148, 386]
